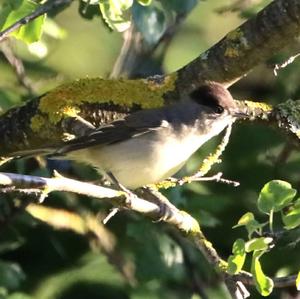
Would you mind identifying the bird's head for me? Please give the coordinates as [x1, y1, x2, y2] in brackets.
[189, 82, 244, 119]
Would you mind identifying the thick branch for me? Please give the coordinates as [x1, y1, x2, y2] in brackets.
[0, 0, 300, 155]
[168, 0, 300, 97]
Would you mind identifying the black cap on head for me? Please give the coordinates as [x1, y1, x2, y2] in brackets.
[189, 82, 236, 113]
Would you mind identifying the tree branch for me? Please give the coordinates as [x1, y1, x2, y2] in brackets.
[0, 0, 73, 43]
[0, 0, 300, 156]
[0, 171, 223, 269]
[232, 271, 298, 289]
[168, 0, 300, 96]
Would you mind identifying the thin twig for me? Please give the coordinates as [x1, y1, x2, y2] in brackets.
[0, 171, 160, 215]
[0, 0, 73, 43]
[232, 272, 298, 289]
[157, 124, 239, 189]
[273, 53, 300, 76]
[103, 207, 120, 224]
[0, 41, 35, 95]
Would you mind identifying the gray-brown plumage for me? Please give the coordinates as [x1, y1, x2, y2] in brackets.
[7, 82, 243, 189]
[54, 82, 242, 188]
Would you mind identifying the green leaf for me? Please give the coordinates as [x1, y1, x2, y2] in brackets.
[296, 271, 300, 291]
[282, 205, 300, 229]
[7, 293, 34, 299]
[99, 0, 133, 32]
[28, 41, 48, 58]
[81, 0, 100, 3]
[0, 3, 12, 29]
[245, 237, 273, 252]
[234, 212, 255, 227]
[1, 0, 46, 44]
[137, 0, 152, 6]
[0, 260, 25, 291]
[227, 239, 246, 274]
[251, 251, 274, 296]
[43, 18, 66, 40]
[258, 180, 297, 214]
[132, 3, 167, 45]
[233, 212, 266, 237]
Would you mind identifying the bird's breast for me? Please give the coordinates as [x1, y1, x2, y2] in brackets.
[67, 120, 229, 189]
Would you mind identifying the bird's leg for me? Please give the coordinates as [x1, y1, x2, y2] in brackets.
[106, 171, 136, 207]
[138, 186, 176, 222]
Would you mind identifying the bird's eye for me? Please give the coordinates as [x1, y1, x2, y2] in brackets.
[215, 105, 224, 114]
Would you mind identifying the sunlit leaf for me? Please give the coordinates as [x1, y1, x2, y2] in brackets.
[81, 0, 100, 4]
[99, 0, 133, 32]
[227, 239, 246, 274]
[258, 180, 297, 214]
[233, 212, 265, 237]
[43, 18, 66, 39]
[1, 0, 46, 43]
[27, 40, 48, 58]
[137, 0, 152, 6]
[245, 237, 273, 252]
[251, 251, 274, 296]
[296, 271, 300, 291]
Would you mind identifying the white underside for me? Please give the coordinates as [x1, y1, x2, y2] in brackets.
[68, 119, 231, 189]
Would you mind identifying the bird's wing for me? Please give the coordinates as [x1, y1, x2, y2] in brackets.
[56, 108, 166, 154]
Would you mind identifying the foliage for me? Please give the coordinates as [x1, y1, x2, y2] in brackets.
[0, 0, 300, 299]
[228, 180, 300, 296]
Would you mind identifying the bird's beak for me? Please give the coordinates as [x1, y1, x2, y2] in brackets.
[230, 108, 249, 119]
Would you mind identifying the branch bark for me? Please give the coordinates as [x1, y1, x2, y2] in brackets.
[0, 0, 300, 155]
[168, 0, 300, 97]
[0, 171, 223, 269]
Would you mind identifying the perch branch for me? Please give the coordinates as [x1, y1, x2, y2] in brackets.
[0, 171, 223, 269]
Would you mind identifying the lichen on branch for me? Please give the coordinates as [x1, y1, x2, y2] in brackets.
[0, 75, 177, 157]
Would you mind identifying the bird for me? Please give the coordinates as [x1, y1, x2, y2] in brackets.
[39, 81, 244, 189]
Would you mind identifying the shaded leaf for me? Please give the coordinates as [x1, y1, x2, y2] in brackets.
[78, 0, 101, 19]
[282, 205, 300, 229]
[7, 293, 34, 299]
[0, 261, 25, 291]
[132, 2, 167, 45]
[160, 0, 198, 14]
[227, 239, 246, 274]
